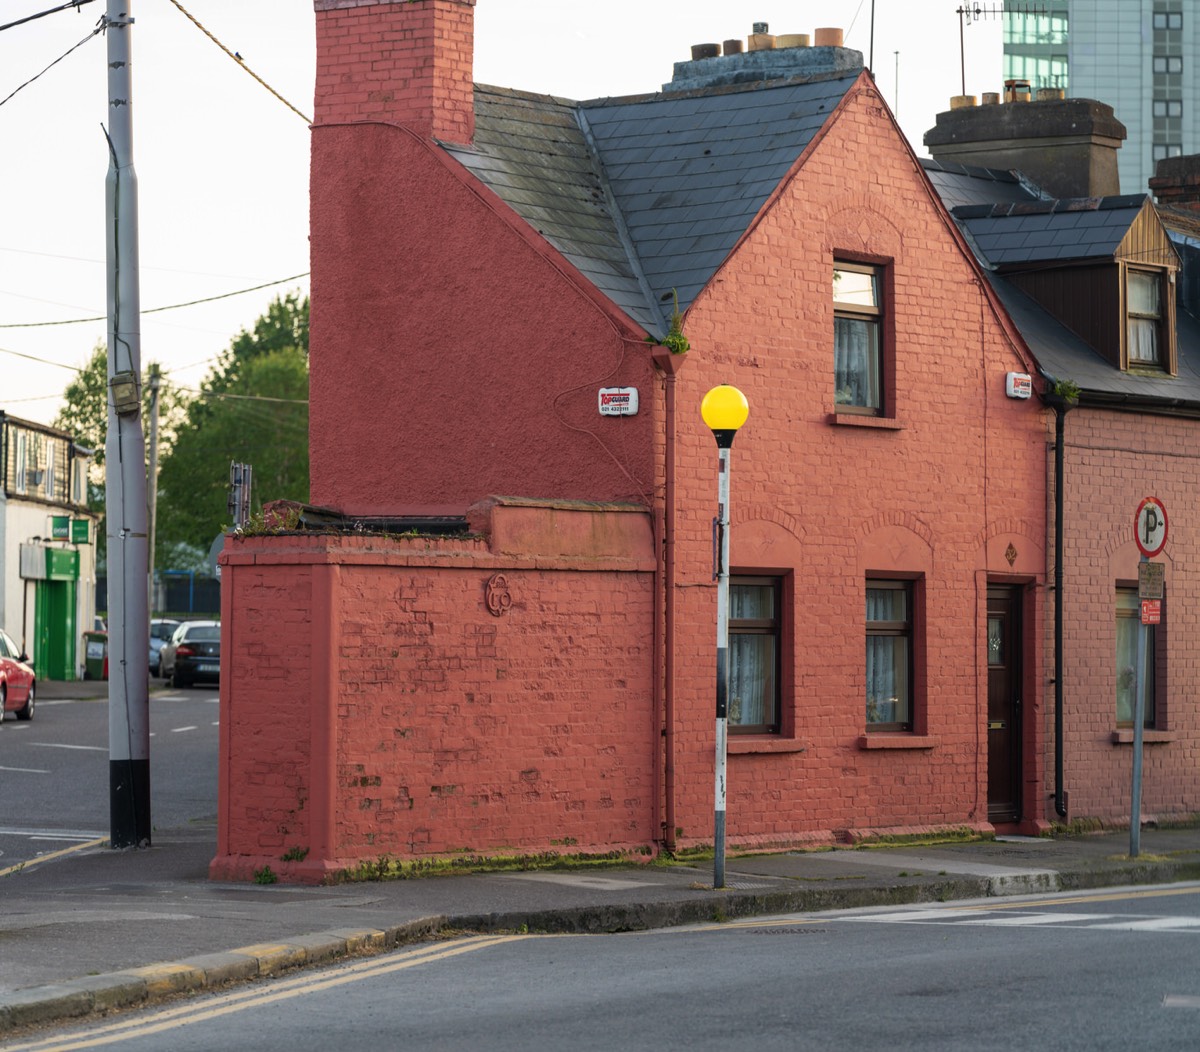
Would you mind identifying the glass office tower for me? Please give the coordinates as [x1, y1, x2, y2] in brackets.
[1003, 1, 1197, 194]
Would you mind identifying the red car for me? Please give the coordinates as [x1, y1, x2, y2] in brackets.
[0, 629, 35, 722]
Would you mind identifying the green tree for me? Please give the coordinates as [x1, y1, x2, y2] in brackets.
[156, 345, 309, 563]
[208, 291, 308, 395]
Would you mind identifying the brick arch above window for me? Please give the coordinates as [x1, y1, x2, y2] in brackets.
[856, 521, 934, 577]
[822, 204, 905, 259]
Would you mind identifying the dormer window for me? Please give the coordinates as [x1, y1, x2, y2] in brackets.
[1126, 268, 1173, 372]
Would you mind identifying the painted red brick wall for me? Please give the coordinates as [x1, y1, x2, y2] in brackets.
[314, 0, 477, 143]
[211, 503, 657, 883]
[1050, 407, 1200, 824]
[308, 121, 655, 518]
[663, 82, 1049, 848]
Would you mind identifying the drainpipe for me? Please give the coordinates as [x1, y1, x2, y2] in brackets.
[652, 348, 684, 850]
[1051, 397, 1073, 818]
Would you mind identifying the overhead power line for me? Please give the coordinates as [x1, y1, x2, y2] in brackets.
[0, 16, 102, 109]
[0, 0, 96, 34]
[164, 0, 311, 124]
[0, 272, 310, 328]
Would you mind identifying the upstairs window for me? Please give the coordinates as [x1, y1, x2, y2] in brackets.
[13, 431, 27, 493]
[834, 263, 883, 413]
[1127, 269, 1167, 368]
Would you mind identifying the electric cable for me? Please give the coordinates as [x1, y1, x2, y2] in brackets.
[164, 0, 311, 124]
[0, 273, 310, 328]
[0, 16, 103, 109]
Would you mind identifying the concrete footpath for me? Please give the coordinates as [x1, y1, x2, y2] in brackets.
[4, 824, 1200, 1035]
[4, 681, 1200, 1033]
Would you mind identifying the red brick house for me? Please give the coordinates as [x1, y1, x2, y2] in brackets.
[211, 1, 1050, 882]
[924, 103, 1200, 830]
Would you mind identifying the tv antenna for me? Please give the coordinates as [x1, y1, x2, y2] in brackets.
[956, 3, 1048, 96]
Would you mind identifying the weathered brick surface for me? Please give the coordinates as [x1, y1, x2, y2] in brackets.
[315, 0, 477, 143]
[213, 516, 657, 878]
[1047, 408, 1200, 824]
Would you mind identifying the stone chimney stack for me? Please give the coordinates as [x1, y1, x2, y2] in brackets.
[1149, 155, 1200, 212]
[313, 0, 476, 144]
[923, 97, 1126, 199]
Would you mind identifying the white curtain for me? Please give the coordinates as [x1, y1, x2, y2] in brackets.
[866, 588, 908, 725]
[729, 584, 774, 728]
[1128, 273, 1160, 364]
[834, 317, 879, 407]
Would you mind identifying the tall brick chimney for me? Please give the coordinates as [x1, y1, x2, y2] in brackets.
[313, 0, 476, 143]
[923, 98, 1126, 199]
[1150, 155, 1200, 213]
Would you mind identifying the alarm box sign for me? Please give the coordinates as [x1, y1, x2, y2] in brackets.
[598, 387, 639, 416]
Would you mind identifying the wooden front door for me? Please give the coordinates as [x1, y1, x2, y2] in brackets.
[987, 587, 1022, 823]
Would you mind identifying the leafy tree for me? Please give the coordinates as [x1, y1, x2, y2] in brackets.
[207, 291, 308, 396]
[156, 342, 309, 563]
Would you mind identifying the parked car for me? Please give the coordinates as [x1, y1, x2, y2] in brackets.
[0, 629, 36, 722]
[149, 618, 181, 677]
[159, 620, 221, 689]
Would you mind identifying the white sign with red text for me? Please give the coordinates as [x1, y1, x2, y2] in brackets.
[598, 388, 639, 416]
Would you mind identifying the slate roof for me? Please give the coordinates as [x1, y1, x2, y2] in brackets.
[444, 73, 859, 336]
[986, 272, 1200, 406]
[952, 195, 1148, 267]
[919, 159, 1043, 211]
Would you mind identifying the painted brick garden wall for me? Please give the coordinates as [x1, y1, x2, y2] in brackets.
[663, 82, 1049, 848]
[1051, 407, 1200, 824]
[211, 503, 657, 883]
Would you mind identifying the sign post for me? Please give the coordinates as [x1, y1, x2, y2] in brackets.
[1130, 497, 1168, 857]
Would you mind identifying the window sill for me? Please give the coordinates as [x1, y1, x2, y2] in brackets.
[1110, 729, 1176, 744]
[828, 412, 905, 430]
[857, 734, 937, 750]
[728, 737, 807, 754]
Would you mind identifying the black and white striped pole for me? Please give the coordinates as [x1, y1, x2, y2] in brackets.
[701, 385, 749, 890]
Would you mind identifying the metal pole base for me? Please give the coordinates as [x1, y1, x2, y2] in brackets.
[110, 759, 152, 848]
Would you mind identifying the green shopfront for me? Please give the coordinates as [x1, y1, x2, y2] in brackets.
[21, 543, 82, 681]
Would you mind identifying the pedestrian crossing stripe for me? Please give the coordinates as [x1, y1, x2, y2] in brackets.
[842, 909, 1200, 932]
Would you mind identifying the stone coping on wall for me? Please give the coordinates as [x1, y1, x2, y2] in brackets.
[220, 535, 654, 574]
[222, 498, 655, 573]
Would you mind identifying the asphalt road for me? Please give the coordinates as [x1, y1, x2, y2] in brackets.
[16, 885, 1200, 1051]
[0, 686, 218, 871]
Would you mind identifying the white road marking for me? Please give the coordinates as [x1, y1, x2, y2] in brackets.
[0, 765, 49, 774]
[842, 909, 1200, 933]
[29, 743, 107, 752]
[171, 725, 198, 733]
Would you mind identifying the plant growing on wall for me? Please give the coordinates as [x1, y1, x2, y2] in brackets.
[652, 290, 690, 355]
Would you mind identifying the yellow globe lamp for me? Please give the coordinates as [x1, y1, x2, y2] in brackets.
[701, 384, 749, 448]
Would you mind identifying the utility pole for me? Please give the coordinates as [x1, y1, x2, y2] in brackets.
[104, 0, 151, 849]
[147, 363, 160, 616]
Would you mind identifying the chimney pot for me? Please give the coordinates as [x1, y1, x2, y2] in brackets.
[1037, 87, 1066, 101]
[752, 22, 769, 33]
[776, 33, 810, 48]
[1004, 78, 1032, 103]
[748, 31, 776, 51]
[951, 95, 977, 110]
[982, 91, 1000, 105]
[723, 38, 744, 55]
[813, 27, 844, 47]
[691, 43, 720, 60]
